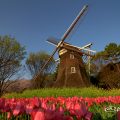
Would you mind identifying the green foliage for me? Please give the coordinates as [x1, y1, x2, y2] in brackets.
[26, 51, 55, 77]
[0, 113, 30, 120]
[26, 51, 55, 88]
[105, 43, 120, 60]
[94, 42, 120, 61]
[0, 35, 26, 96]
[90, 103, 118, 120]
[90, 43, 120, 89]
[90, 42, 120, 75]
[0, 35, 26, 62]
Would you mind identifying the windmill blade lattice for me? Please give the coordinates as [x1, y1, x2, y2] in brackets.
[33, 5, 89, 86]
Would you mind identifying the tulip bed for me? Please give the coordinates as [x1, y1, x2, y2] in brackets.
[0, 96, 120, 120]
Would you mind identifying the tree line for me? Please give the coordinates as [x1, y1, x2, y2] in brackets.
[0, 35, 120, 96]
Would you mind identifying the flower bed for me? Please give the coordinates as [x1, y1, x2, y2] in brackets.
[0, 96, 120, 120]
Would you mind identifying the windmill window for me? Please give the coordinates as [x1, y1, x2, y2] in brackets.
[71, 67, 76, 73]
[110, 65, 114, 71]
[70, 54, 74, 59]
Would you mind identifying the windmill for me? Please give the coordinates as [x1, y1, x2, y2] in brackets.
[46, 39, 96, 87]
[33, 5, 95, 87]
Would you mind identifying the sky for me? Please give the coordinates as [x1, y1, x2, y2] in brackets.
[0, 0, 120, 78]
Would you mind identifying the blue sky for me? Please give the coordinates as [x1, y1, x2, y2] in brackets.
[0, 0, 120, 78]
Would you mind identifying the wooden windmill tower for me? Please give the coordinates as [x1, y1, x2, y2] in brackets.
[33, 5, 95, 87]
[47, 40, 95, 87]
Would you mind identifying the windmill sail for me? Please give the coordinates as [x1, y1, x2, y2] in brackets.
[33, 5, 89, 87]
[46, 38, 59, 46]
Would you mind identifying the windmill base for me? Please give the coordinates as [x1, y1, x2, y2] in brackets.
[54, 66, 91, 88]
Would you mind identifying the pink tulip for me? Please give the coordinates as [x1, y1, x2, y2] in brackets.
[7, 112, 12, 119]
[31, 97, 41, 108]
[31, 110, 45, 120]
[84, 111, 93, 120]
[13, 102, 25, 116]
[2, 96, 113, 120]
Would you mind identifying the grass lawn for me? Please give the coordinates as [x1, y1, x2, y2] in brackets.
[3, 86, 120, 98]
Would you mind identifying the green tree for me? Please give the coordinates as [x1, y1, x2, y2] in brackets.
[26, 51, 55, 88]
[91, 42, 120, 75]
[0, 35, 26, 96]
[104, 43, 120, 62]
[90, 42, 120, 88]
